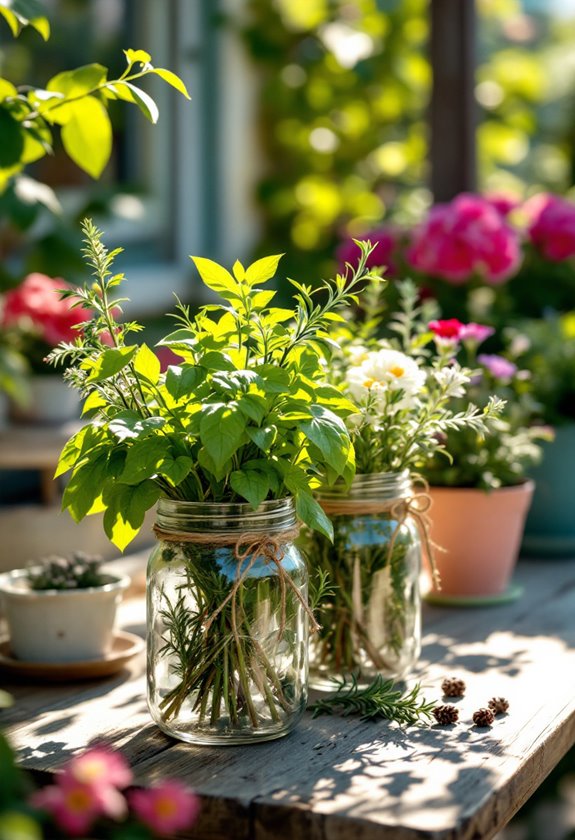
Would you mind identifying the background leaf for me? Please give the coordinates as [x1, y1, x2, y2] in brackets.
[61, 96, 112, 178]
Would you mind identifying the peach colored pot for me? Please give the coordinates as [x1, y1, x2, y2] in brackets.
[426, 481, 535, 597]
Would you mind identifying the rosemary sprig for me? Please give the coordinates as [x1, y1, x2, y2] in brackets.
[309, 675, 435, 725]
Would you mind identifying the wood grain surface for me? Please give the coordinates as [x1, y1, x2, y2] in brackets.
[2, 560, 575, 840]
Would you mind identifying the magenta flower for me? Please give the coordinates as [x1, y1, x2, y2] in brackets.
[62, 746, 133, 791]
[525, 193, 575, 262]
[129, 781, 200, 836]
[407, 193, 522, 285]
[459, 322, 495, 345]
[336, 227, 400, 277]
[485, 192, 521, 218]
[478, 354, 517, 381]
[428, 318, 465, 341]
[31, 781, 108, 837]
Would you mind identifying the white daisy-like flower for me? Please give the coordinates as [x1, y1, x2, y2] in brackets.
[345, 348, 426, 413]
[433, 364, 470, 399]
[346, 343, 370, 365]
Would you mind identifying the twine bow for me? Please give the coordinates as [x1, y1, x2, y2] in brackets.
[319, 479, 442, 591]
[152, 526, 320, 649]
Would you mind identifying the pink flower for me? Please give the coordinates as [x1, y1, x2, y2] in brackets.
[428, 318, 464, 341]
[155, 346, 183, 373]
[62, 747, 132, 791]
[31, 780, 108, 836]
[407, 193, 522, 285]
[336, 227, 400, 277]
[478, 354, 517, 381]
[459, 322, 495, 344]
[485, 192, 521, 217]
[525, 193, 575, 261]
[1, 273, 89, 347]
[129, 780, 200, 836]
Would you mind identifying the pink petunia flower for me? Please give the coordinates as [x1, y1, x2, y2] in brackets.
[62, 746, 133, 791]
[336, 227, 400, 277]
[459, 322, 495, 344]
[478, 354, 517, 381]
[407, 193, 522, 285]
[525, 193, 575, 262]
[428, 319, 465, 341]
[1, 273, 90, 347]
[129, 780, 201, 836]
[31, 780, 108, 837]
[485, 192, 521, 218]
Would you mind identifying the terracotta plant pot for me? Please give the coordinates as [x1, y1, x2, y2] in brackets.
[426, 481, 535, 597]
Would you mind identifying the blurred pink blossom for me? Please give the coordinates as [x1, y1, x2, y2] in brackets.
[336, 227, 400, 276]
[525, 193, 575, 261]
[478, 354, 518, 381]
[428, 318, 465, 341]
[459, 322, 495, 344]
[407, 193, 522, 285]
[62, 747, 132, 791]
[31, 781, 108, 837]
[485, 192, 521, 218]
[129, 780, 200, 836]
[2, 273, 89, 347]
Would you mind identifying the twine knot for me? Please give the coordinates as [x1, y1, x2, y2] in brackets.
[153, 525, 320, 647]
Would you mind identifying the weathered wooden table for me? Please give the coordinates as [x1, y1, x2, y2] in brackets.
[2, 559, 575, 840]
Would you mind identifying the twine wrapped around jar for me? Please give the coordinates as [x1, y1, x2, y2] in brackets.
[152, 525, 321, 646]
[318, 487, 442, 590]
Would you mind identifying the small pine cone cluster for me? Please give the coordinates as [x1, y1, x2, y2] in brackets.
[488, 697, 509, 715]
[441, 677, 466, 698]
[472, 707, 495, 727]
[433, 704, 459, 725]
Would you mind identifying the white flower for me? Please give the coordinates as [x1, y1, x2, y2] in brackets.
[346, 343, 370, 365]
[433, 364, 470, 399]
[345, 348, 426, 413]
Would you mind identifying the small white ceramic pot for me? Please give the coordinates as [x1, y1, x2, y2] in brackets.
[9, 375, 81, 426]
[0, 568, 130, 662]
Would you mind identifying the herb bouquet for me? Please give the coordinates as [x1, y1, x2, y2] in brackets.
[306, 280, 501, 689]
[51, 222, 380, 744]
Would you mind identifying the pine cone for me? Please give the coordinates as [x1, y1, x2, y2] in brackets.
[433, 704, 459, 725]
[441, 677, 466, 698]
[488, 697, 509, 715]
[472, 707, 495, 727]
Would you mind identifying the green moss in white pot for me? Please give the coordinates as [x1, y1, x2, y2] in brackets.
[0, 552, 130, 662]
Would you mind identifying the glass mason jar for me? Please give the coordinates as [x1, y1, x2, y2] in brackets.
[147, 497, 308, 745]
[308, 471, 422, 690]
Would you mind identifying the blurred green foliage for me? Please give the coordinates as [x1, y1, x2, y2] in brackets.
[242, 0, 575, 282]
[241, 0, 431, 282]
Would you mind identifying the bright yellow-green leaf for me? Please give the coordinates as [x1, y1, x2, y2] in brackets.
[190, 256, 241, 298]
[154, 68, 191, 99]
[124, 48, 152, 66]
[0, 78, 17, 98]
[0, 8, 20, 36]
[133, 343, 161, 384]
[61, 96, 112, 178]
[47, 63, 108, 97]
[30, 15, 49, 39]
[105, 81, 159, 123]
[81, 390, 107, 416]
[0, 163, 23, 192]
[245, 254, 284, 286]
[232, 259, 245, 281]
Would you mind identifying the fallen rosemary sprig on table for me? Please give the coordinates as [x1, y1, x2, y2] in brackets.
[309, 675, 435, 725]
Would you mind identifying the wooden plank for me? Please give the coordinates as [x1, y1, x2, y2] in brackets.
[3, 560, 575, 840]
